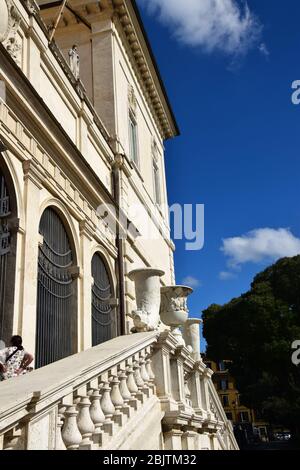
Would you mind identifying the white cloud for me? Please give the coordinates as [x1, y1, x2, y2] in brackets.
[221, 228, 300, 268]
[219, 271, 237, 281]
[258, 42, 270, 58]
[182, 276, 201, 288]
[138, 0, 262, 55]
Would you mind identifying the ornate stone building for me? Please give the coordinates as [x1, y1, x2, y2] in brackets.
[0, 0, 238, 450]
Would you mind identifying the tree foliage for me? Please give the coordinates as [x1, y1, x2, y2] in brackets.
[203, 256, 300, 429]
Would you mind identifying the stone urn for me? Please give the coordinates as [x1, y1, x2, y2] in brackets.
[128, 268, 164, 332]
[160, 286, 193, 345]
[183, 318, 202, 361]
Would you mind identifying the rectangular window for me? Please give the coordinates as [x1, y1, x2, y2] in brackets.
[220, 379, 228, 391]
[222, 395, 229, 407]
[239, 412, 249, 422]
[129, 113, 139, 166]
[153, 158, 161, 205]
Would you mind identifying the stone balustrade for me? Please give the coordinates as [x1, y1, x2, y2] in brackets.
[0, 331, 238, 450]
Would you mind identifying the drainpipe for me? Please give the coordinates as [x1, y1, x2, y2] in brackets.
[112, 155, 126, 336]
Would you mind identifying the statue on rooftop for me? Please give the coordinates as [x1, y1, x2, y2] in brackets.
[68, 44, 80, 80]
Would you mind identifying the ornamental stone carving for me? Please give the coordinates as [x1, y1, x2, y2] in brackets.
[128, 84, 137, 115]
[128, 268, 164, 332]
[0, 0, 22, 66]
[160, 285, 193, 345]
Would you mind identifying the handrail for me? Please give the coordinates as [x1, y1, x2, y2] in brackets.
[0, 330, 238, 450]
[0, 332, 158, 432]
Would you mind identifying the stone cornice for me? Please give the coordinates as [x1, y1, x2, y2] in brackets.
[36, 0, 179, 140]
[112, 0, 179, 140]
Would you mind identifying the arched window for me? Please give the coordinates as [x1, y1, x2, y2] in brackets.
[0, 165, 17, 343]
[91, 253, 116, 346]
[35, 207, 77, 368]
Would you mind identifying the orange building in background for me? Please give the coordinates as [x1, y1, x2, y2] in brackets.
[204, 359, 270, 445]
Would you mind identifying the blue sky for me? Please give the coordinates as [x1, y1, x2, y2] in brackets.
[137, 0, 300, 323]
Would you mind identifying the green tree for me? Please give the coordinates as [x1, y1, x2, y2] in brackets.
[203, 256, 300, 439]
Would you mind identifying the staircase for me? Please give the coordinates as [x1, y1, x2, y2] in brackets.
[0, 331, 238, 450]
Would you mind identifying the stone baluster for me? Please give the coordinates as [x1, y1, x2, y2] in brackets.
[133, 359, 147, 403]
[56, 406, 67, 450]
[77, 396, 95, 449]
[126, 364, 139, 410]
[61, 405, 82, 450]
[100, 378, 115, 437]
[140, 352, 150, 383]
[110, 374, 126, 426]
[127, 364, 139, 395]
[133, 359, 145, 389]
[118, 369, 132, 419]
[89, 388, 105, 447]
[100, 379, 115, 419]
[140, 352, 151, 397]
[119, 370, 132, 403]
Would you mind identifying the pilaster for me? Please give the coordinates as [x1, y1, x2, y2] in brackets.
[19, 160, 42, 356]
[79, 221, 94, 350]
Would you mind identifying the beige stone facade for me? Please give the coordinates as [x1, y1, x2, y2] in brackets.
[0, 0, 177, 355]
[0, 0, 238, 451]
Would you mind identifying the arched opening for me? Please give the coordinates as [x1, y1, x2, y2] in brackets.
[35, 207, 77, 368]
[91, 252, 117, 346]
[0, 160, 17, 344]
